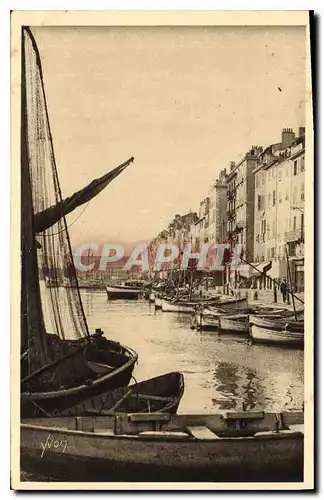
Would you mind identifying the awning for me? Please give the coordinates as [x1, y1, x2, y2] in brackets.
[250, 261, 272, 277]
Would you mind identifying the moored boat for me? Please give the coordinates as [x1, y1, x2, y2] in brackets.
[218, 314, 249, 333]
[57, 372, 184, 417]
[250, 320, 304, 348]
[21, 334, 138, 417]
[162, 299, 196, 313]
[21, 410, 304, 482]
[106, 285, 142, 300]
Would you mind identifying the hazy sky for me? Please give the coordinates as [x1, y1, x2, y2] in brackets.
[32, 25, 306, 248]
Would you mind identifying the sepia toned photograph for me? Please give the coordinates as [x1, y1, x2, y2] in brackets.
[11, 10, 314, 490]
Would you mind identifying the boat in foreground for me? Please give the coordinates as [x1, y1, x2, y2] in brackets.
[21, 333, 138, 417]
[57, 372, 184, 416]
[21, 410, 304, 482]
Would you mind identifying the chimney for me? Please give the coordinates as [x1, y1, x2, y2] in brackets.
[230, 161, 236, 172]
[299, 126, 305, 137]
[281, 128, 295, 146]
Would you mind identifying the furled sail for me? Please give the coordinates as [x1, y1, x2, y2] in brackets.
[34, 157, 134, 233]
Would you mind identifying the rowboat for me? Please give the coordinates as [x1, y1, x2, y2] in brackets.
[218, 314, 249, 333]
[57, 372, 184, 417]
[250, 321, 304, 348]
[106, 285, 142, 300]
[193, 310, 222, 330]
[208, 296, 248, 312]
[21, 410, 304, 482]
[162, 299, 196, 313]
[21, 334, 138, 417]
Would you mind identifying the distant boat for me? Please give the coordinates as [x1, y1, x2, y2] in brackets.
[106, 285, 142, 300]
[21, 409, 304, 482]
[57, 372, 184, 416]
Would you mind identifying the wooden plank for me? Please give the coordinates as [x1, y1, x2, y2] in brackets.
[128, 412, 171, 422]
[187, 425, 220, 440]
[222, 411, 264, 420]
[129, 393, 174, 402]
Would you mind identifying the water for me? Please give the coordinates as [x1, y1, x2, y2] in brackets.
[83, 290, 304, 413]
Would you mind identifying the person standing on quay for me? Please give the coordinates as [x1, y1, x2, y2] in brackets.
[280, 279, 287, 303]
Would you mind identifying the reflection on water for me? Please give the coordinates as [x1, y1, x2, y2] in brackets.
[75, 291, 303, 413]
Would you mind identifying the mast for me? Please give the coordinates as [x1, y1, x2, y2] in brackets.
[285, 245, 297, 321]
[21, 27, 49, 373]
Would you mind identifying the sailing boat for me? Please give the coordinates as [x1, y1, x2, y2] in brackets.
[20, 27, 138, 417]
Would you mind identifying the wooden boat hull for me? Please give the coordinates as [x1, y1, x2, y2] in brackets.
[20, 411, 304, 482]
[219, 315, 249, 333]
[106, 286, 141, 300]
[194, 313, 220, 330]
[58, 372, 184, 416]
[21, 336, 138, 417]
[162, 300, 195, 313]
[250, 324, 304, 348]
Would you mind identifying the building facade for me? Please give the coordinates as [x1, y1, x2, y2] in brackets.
[253, 128, 305, 291]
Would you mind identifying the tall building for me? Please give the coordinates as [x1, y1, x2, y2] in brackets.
[226, 147, 262, 263]
[253, 127, 305, 291]
[207, 169, 228, 244]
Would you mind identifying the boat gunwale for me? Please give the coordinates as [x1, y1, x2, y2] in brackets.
[20, 422, 304, 443]
[21, 345, 138, 401]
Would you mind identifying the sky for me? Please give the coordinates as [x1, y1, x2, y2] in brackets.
[32, 25, 307, 249]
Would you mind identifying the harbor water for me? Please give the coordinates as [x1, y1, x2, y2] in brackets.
[83, 290, 304, 413]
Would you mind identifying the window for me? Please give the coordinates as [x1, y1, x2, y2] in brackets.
[279, 190, 282, 203]
[262, 173, 265, 185]
[294, 160, 298, 175]
[293, 186, 297, 205]
[278, 168, 282, 181]
[268, 193, 271, 206]
[271, 247, 275, 258]
[273, 190, 276, 206]
[293, 216, 297, 230]
[257, 195, 264, 211]
[256, 176, 260, 188]
[301, 183, 304, 201]
[300, 156, 305, 172]
[285, 189, 289, 201]
[301, 214, 304, 233]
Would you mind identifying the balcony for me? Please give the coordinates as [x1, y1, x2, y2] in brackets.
[285, 229, 303, 243]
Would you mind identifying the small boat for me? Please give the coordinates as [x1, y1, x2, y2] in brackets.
[218, 314, 249, 333]
[250, 320, 304, 348]
[162, 299, 196, 313]
[106, 285, 142, 300]
[249, 312, 304, 330]
[207, 296, 248, 312]
[193, 307, 224, 330]
[21, 333, 138, 417]
[21, 410, 304, 482]
[57, 372, 184, 417]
